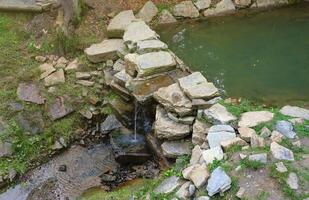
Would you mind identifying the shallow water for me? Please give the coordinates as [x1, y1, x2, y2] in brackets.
[158, 3, 309, 105]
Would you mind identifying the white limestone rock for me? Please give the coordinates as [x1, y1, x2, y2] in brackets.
[204, 103, 236, 125]
[137, 1, 158, 23]
[107, 10, 136, 38]
[238, 111, 274, 128]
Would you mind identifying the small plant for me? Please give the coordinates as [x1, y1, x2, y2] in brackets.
[240, 158, 265, 169]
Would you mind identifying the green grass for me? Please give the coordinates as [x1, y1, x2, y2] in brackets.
[240, 158, 266, 170]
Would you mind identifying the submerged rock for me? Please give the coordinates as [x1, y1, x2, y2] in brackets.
[154, 176, 183, 194]
[238, 111, 274, 127]
[137, 1, 158, 23]
[161, 140, 191, 158]
[207, 125, 236, 148]
[173, 1, 199, 18]
[275, 120, 296, 139]
[270, 142, 294, 161]
[280, 105, 309, 120]
[203, 103, 236, 125]
[17, 82, 45, 104]
[158, 9, 177, 24]
[206, 167, 231, 196]
[107, 10, 136, 38]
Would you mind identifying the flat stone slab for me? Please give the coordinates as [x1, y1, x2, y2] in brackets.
[206, 167, 231, 196]
[137, 0, 158, 23]
[173, 1, 200, 18]
[204, 103, 236, 124]
[248, 153, 267, 163]
[48, 96, 74, 121]
[136, 39, 168, 54]
[203, 0, 236, 17]
[275, 120, 296, 139]
[44, 69, 65, 87]
[85, 39, 124, 63]
[238, 111, 274, 127]
[270, 142, 294, 161]
[207, 125, 236, 148]
[280, 105, 309, 120]
[123, 21, 158, 45]
[161, 140, 191, 158]
[154, 83, 193, 117]
[17, 82, 45, 104]
[107, 10, 136, 38]
[0, 0, 42, 12]
[154, 176, 182, 194]
[155, 106, 191, 140]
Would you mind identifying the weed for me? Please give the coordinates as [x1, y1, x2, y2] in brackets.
[255, 191, 270, 200]
[240, 158, 265, 170]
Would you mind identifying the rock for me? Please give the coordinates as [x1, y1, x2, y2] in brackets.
[154, 83, 192, 117]
[0, 141, 13, 158]
[123, 21, 158, 46]
[248, 153, 267, 163]
[254, 0, 288, 8]
[55, 57, 68, 68]
[287, 172, 298, 190]
[250, 133, 265, 148]
[173, 1, 199, 18]
[202, 146, 224, 165]
[192, 97, 222, 110]
[17, 82, 45, 104]
[260, 126, 271, 138]
[236, 187, 246, 199]
[207, 125, 236, 148]
[190, 145, 203, 165]
[275, 162, 288, 173]
[175, 181, 191, 200]
[8, 169, 17, 181]
[107, 10, 136, 38]
[239, 153, 247, 159]
[234, 0, 252, 8]
[39, 63, 56, 79]
[44, 69, 65, 86]
[204, 103, 236, 125]
[137, 1, 158, 23]
[167, 113, 195, 125]
[192, 120, 209, 145]
[188, 183, 196, 197]
[58, 165, 67, 172]
[85, 39, 124, 63]
[154, 176, 182, 194]
[188, 163, 209, 188]
[194, 0, 211, 10]
[65, 58, 79, 71]
[271, 131, 284, 143]
[35, 55, 46, 62]
[161, 140, 191, 158]
[270, 142, 294, 161]
[48, 96, 74, 120]
[100, 115, 122, 134]
[238, 111, 274, 127]
[289, 118, 304, 125]
[238, 127, 255, 142]
[206, 167, 231, 196]
[126, 51, 176, 78]
[79, 109, 92, 119]
[113, 59, 125, 72]
[114, 70, 132, 87]
[155, 106, 191, 140]
[221, 137, 247, 150]
[108, 98, 134, 127]
[16, 112, 44, 135]
[158, 10, 177, 24]
[136, 40, 168, 54]
[203, 0, 236, 17]
[75, 72, 91, 80]
[76, 80, 95, 87]
[182, 165, 196, 179]
[106, 60, 114, 67]
[280, 105, 309, 120]
[178, 72, 219, 100]
[196, 196, 210, 200]
[275, 120, 296, 139]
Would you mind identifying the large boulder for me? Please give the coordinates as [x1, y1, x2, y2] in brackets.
[238, 111, 274, 128]
[155, 106, 191, 140]
[178, 72, 219, 100]
[154, 83, 193, 117]
[173, 1, 200, 18]
[207, 125, 236, 148]
[270, 142, 294, 161]
[275, 120, 296, 139]
[123, 21, 158, 46]
[17, 82, 45, 104]
[84, 39, 124, 63]
[137, 1, 158, 23]
[154, 176, 183, 194]
[280, 105, 309, 120]
[158, 9, 177, 24]
[107, 10, 136, 38]
[161, 140, 191, 158]
[203, 103, 236, 125]
[206, 167, 231, 196]
[203, 0, 236, 17]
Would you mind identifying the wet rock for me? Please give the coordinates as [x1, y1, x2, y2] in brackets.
[108, 98, 134, 127]
[100, 115, 122, 134]
[238, 127, 255, 142]
[192, 120, 209, 145]
[113, 59, 125, 72]
[76, 72, 91, 80]
[178, 72, 219, 100]
[161, 140, 191, 158]
[17, 82, 45, 104]
[188, 163, 209, 188]
[48, 96, 74, 120]
[0, 141, 12, 158]
[137, 1, 158, 23]
[275, 120, 296, 139]
[136, 39, 168, 54]
[155, 106, 191, 140]
[287, 172, 298, 190]
[190, 145, 203, 165]
[221, 137, 247, 150]
[203, 0, 236, 17]
[107, 10, 136, 38]
[194, 0, 211, 10]
[173, 1, 199, 18]
[85, 39, 124, 63]
[158, 9, 177, 24]
[280, 105, 309, 120]
[206, 167, 231, 196]
[270, 142, 294, 161]
[202, 146, 224, 165]
[207, 125, 236, 148]
[44, 69, 65, 86]
[39, 63, 56, 79]
[248, 153, 267, 163]
[250, 133, 265, 148]
[275, 162, 288, 173]
[65, 58, 79, 71]
[204, 103, 236, 125]
[271, 130, 284, 143]
[154, 83, 192, 117]
[76, 80, 95, 87]
[123, 21, 158, 46]
[146, 133, 170, 168]
[260, 126, 271, 138]
[16, 112, 44, 134]
[154, 176, 182, 194]
[238, 111, 274, 127]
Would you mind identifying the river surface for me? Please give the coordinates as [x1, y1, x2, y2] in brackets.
[158, 3, 309, 105]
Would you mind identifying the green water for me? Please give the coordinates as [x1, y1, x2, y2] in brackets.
[158, 3, 309, 105]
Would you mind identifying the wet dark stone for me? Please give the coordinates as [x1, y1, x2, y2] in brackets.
[16, 112, 44, 134]
[100, 115, 122, 134]
[48, 96, 74, 121]
[17, 82, 45, 104]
